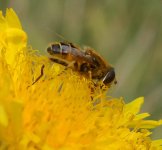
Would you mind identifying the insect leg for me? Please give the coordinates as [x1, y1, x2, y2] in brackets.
[50, 58, 76, 76]
[88, 71, 92, 79]
[58, 61, 76, 76]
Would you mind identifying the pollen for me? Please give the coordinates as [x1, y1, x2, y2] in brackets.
[0, 8, 162, 150]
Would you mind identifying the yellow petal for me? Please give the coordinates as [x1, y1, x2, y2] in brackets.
[0, 8, 27, 66]
[6, 8, 22, 29]
[138, 120, 162, 129]
[124, 97, 144, 114]
[0, 104, 8, 127]
[4, 28, 27, 65]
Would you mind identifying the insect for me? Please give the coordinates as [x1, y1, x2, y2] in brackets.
[47, 42, 117, 87]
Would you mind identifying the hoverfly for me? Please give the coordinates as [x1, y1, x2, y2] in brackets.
[46, 42, 117, 88]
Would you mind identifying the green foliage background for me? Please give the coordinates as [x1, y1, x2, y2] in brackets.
[0, 0, 162, 139]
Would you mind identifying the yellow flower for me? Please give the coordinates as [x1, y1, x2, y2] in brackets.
[0, 8, 162, 150]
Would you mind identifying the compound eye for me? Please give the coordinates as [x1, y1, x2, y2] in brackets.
[80, 63, 89, 72]
[103, 68, 116, 85]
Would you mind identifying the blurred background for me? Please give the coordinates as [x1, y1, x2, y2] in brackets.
[1, 0, 162, 139]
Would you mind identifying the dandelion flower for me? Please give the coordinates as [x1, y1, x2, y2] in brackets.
[0, 8, 162, 150]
